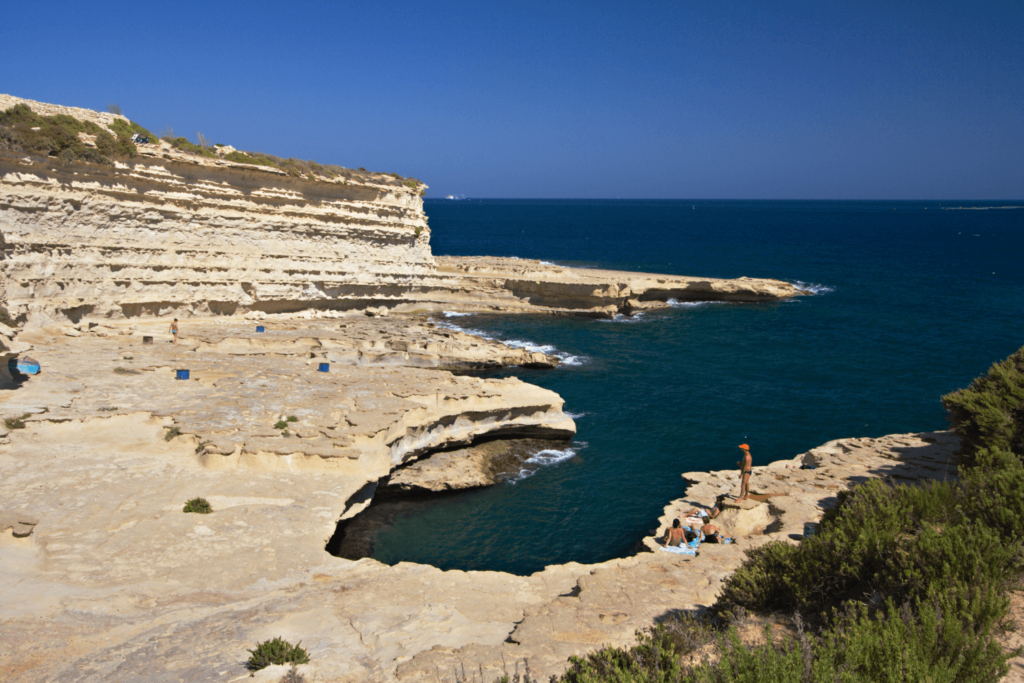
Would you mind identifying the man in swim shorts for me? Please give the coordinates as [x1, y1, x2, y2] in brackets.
[737, 443, 752, 501]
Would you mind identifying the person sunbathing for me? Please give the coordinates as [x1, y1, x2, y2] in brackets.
[684, 505, 720, 521]
[664, 519, 687, 547]
[701, 523, 733, 544]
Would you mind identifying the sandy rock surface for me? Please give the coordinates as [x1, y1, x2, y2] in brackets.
[0, 324, 962, 683]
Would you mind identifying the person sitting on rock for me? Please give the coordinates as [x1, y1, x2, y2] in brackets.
[663, 519, 686, 547]
[702, 523, 733, 544]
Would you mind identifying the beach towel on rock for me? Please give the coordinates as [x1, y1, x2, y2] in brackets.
[660, 544, 696, 556]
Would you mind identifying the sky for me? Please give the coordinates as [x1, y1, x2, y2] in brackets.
[1, 1, 1021, 199]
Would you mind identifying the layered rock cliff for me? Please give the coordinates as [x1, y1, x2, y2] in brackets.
[0, 95, 801, 326]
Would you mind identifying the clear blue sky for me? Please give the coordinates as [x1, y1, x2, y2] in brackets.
[2, 1, 1021, 199]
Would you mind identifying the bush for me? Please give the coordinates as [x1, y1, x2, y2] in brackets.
[4, 413, 30, 430]
[183, 497, 212, 514]
[246, 636, 309, 670]
[943, 345, 1024, 466]
[274, 420, 288, 430]
[164, 426, 181, 441]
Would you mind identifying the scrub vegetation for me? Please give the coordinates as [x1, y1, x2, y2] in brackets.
[0, 103, 423, 190]
[533, 344, 1024, 683]
[0, 103, 154, 165]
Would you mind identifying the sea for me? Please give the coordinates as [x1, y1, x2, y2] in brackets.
[366, 199, 1024, 576]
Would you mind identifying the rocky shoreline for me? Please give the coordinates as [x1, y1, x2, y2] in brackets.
[0, 312, 967, 682]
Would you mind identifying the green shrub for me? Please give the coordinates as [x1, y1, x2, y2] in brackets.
[164, 425, 181, 441]
[246, 636, 309, 670]
[943, 345, 1024, 465]
[4, 413, 30, 430]
[183, 497, 212, 514]
[274, 420, 288, 430]
[287, 415, 298, 423]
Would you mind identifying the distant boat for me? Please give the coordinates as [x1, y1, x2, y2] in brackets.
[445, 194, 467, 200]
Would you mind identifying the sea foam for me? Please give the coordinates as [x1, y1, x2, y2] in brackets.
[792, 281, 835, 294]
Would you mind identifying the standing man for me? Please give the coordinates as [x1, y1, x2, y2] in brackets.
[737, 443, 752, 501]
[169, 318, 179, 344]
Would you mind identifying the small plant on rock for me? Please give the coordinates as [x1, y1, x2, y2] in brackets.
[274, 420, 288, 430]
[183, 497, 212, 514]
[4, 413, 31, 430]
[113, 367, 140, 375]
[164, 426, 181, 441]
[287, 415, 298, 423]
[246, 636, 309, 671]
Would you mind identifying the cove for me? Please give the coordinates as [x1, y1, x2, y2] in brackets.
[363, 199, 1024, 575]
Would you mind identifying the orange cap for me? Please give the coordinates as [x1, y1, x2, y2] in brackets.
[738, 444, 749, 450]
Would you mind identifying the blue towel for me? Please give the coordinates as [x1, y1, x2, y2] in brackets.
[660, 544, 696, 556]
[683, 526, 703, 549]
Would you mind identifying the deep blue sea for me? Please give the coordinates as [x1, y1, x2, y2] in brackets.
[370, 199, 1024, 575]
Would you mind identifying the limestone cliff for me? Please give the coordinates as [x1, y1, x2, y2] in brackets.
[0, 95, 801, 326]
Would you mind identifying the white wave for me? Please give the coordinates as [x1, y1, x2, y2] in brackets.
[565, 411, 587, 419]
[526, 448, 578, 466]
[791, 281, 835, 294]
[504, 339, 558, 354]
[441, 311, 472, 317]
[508, 442, 586, 483]
[600, 311, 648, 324]
[432, 320, 495, 339]
[433, 320, 587, 366]
[539, 260, 558, 266]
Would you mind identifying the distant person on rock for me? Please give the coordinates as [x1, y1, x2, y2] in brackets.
[664, 519, 686, 547]
[170, 318, 179, 344]
[737, 443, 752, 501]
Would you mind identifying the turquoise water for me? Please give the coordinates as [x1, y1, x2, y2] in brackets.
[370, 200, 1024, 575]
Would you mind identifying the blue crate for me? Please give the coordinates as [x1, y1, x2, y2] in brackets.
[256, 326, 265, 333]
[318, 363, 330, 373]
[176, 369, 190, 380]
